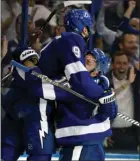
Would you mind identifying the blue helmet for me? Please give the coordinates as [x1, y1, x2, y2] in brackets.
[86, 48, 111, 74]
[64, 9, 93, 34]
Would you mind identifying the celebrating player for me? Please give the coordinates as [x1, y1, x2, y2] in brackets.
[1, 48, 56, 161]
[3, 9, 118, 161]
[55, 48, 117, 161]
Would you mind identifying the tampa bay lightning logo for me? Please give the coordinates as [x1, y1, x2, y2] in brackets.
[94, 78, 100, 84]
[84, 12, 90, 18]
[72, 46, 81, 58]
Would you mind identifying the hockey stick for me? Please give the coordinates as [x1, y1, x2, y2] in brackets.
[11, 60, 140, 128]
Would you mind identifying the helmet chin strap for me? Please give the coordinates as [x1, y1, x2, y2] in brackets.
[89, 68, 96, 73]
[89, 68, 101, 77]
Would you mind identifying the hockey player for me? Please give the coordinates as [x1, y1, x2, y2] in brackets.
[55, 48, 117, 161]
[5, 9, 117, 161]
[1, 46, 94, 161]
[9, 9, 117, 107]
[1, 48, 56, 161]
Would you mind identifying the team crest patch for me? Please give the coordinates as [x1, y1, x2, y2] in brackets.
[72, 46, 81, 58]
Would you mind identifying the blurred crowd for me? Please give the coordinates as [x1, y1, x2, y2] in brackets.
[1, 0, 140, 155]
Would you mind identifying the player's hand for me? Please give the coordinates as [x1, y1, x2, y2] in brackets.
[85, 54, 96, 72]
[128, 0, 136, 10]
[98, 90, 118, 120]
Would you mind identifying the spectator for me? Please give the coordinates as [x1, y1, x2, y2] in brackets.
[105, 51, 140, 152]
[96, 0, 139, 46]
[1, 0, 16, 36]
[33, 0, 57, 27]
[118, 33, 140, 70]
[35, 19, 53, 47]
[2, 14, 35, 68]
[1, 0, 35, 41]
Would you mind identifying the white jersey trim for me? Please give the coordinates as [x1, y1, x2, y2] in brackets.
[64, 61, 87, 80]
[42, 80, 56, 100]
[55, 118, 110, 138]
[72, 146, 83, 160]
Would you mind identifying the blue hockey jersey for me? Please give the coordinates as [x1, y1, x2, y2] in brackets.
[39, 32, 104, 101]
[12, 32, 105, 102]
[54, 76, 111, 146]
[11, 32, 111, 145]
[12, 67, 111, 146]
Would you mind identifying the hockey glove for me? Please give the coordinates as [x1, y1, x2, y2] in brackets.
[98, 90, 118, 120]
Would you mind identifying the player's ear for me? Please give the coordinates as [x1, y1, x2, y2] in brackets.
[81, 27, 88, 37]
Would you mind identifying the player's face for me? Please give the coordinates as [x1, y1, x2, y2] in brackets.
[24, 56, 38, 67]
[85, 54, 96, 72]
[112, 55, 129, 80]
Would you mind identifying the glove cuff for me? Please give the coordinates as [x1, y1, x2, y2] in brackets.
[99, 91, 116, 104]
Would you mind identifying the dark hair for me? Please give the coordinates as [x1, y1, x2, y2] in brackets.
[35, 0, 46, 5]
[112, 50, 129, 63]
[35, 18, 46, 28]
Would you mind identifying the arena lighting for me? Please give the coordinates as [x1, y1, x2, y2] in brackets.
[63, 0, 92, 7]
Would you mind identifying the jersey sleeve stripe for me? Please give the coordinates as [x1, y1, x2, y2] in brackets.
[72, 146, 83, 160]
[64, 61, 87, 80]
[55, 118, 110, 138]
[42, 80, 56, 100]
[16, 67, 25, 80]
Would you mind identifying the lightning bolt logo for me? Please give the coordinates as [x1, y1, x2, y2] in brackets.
[39, 120, 48, 149]
[39, 99, 48, 149]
